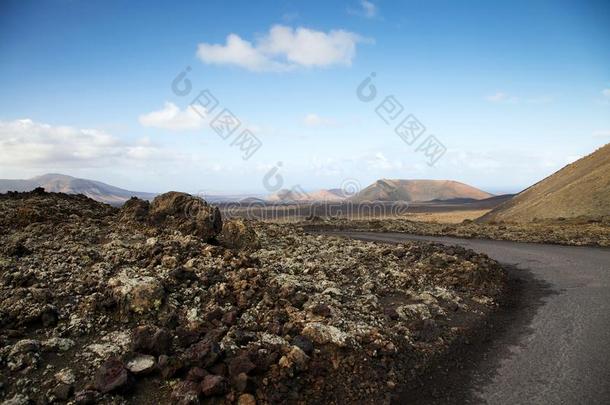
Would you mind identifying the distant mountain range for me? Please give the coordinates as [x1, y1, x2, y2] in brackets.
[1, 174, 495, 206]
[349, 179, 493, 202]
[266, 188, 346, 203]
[480, 143, 610, 222]
[0, 174, 157, 206]
[267, 179, 493, 203]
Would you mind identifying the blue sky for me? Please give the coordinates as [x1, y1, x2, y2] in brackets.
[1, 0, 609, 195]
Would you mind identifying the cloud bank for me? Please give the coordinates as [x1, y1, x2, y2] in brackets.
[196, 25, 367, 72]
[0, 119, 168, 168]
[138, 102, 205, 131]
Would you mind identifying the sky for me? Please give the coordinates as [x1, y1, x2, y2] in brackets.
[1, 0, 609, 195]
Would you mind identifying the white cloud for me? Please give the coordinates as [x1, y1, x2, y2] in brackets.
[349, 1, 377, 18]
[196, 25, 367, 72]
[0, 119, 169, 168]
[593, 129, 610, 138]
[486, 92, 507, 102]
[364, 152, 403, 170]
[602, 88, 610, 98]
[485, 92, 516, 103]
[303, 113, 335, 127]
[138, 102, 205, 131]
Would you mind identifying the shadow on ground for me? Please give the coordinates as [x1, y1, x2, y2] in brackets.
[394, 265, 558, 404]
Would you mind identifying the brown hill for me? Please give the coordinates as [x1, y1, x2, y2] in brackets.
[0, 173, 157, 206]
[479, 143, 610, 222]
[350, 179, 493, 202]
[267, 188, 346, 202]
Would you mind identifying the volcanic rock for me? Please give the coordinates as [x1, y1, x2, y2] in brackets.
[219, 219, 259, 250]
[201, 374, 228, 397]
[93, 358, 133, 394]
[131, 325, 171, 355]
[149, 192, 222, 240]
[170, 380, 201, 404]
[108, 270, 164, 315]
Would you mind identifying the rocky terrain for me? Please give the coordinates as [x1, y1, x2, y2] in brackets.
[0, 189, 507, 404]
[304, 216, 610, 247]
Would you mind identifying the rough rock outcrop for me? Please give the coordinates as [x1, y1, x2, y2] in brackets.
[149, 192, 222, 240]
[119, 192, 222, 241]
[0, 191, 507, 404]
[219, 218, 260, 250]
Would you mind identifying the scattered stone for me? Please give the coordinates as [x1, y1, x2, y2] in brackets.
[74, 389, 98, 405]
[311, 303, 331, 317]
[169, 266, 198, 282]
[108, 270, 165, 315]
[279, 346, 309, 371]
[291, 335, 314, 355]
[93, 358, 133, 394]
[158, 355, 183, 379]
[42, 337, 75, 352]
[186, 367, 208, 382]
[237, 393, 257, 405]
[412, 319, 440, 342]
[0, 191, 510, 404]
[125, 354, 156, 375]
[4, 239, 30, 257]
[183, 340, 222, 369]
[170, 380, 201, 405]
[2, 394, 30, 405]
[9, 339, 40, 357]
[221, 310, 237, 325]
[87, 342, 121, 358]
[201, 374, 228, 397]
[231, 372, 256, 393]
[301, 322, 351, 347]
[54, 368, 76, 385]
[40, 305, 59, 327]
[131, 325, 171, 355]
[228, 354, 256, 377]
[52, 383, 74, 400]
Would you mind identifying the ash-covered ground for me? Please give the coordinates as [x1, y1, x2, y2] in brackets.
[303, 216, 610, 247]
[0, 190, 506, 404]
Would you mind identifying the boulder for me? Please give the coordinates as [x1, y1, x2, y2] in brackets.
[278, 346, 309, 371]
[108, 270, 164, 315]
[219, 219, 259, 250]
[9, 339, 40, 357]
[149, 192, 222, 240]
[301, 322, 351, 347]
[118, 197, 150, 223]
